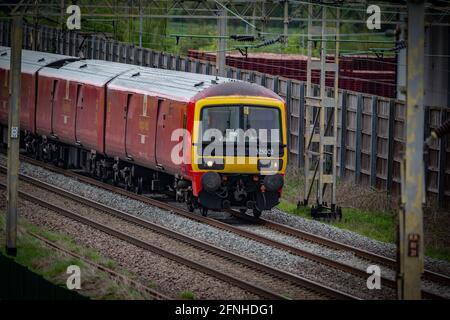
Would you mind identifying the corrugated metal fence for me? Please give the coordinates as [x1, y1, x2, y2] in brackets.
[0, 21, 448, 206]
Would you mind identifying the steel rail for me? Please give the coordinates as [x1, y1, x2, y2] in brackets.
[11, 156, 450, 299]
[27, 231, 171, 300]
[0, 181, 287, 300]
[0, 169, 358, 300]
[229, 210, 450, 289]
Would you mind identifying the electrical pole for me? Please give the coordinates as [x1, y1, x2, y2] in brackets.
[60, 0, 65, 54]
[6, 15, 23, 257]
[139, 0, 143, 47]
[299, 3, 341, 220]
[261, 1, 266, 36]
[33, 0, 39, 51]
[216, 3, 227, 77]
[60, 0, 65, 28]
[252, 3, 256, 36]
[129, 0, 133, 43]
[283, 0, 289, 47]
[398, 0, 425, 300]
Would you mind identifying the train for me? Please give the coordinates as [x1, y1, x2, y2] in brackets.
[0, 47, 287, 218]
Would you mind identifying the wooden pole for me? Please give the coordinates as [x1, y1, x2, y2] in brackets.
[6, 15, 23, 257]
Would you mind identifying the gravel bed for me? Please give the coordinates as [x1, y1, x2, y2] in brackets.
[235, 223, 450, 298]
[236, 224, 397, 279]
[265, 207, 450, 279]
[13, 179, 323, 300]
[0, 189, 257, 300]
[2, 158, 399, 299]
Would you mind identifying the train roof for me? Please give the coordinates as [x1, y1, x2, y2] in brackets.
[39, 59, 136, 86]
[0, 46, 78, 74]
[192, 80, 283, 102]
[0, 47, 282, 102]
[108, 66, 233, 101]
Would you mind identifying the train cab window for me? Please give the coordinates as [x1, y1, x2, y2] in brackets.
[200, 105, 281, 142]
[244, 106, 280, 132]
[202, 106, 239, 137]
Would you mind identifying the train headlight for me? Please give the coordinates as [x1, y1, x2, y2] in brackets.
[257, 159, 283, 172]
[198, 158, 225, 170]
[263, 174, 284, 192]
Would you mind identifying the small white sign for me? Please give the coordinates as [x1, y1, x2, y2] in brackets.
[10, 126, 18, 139]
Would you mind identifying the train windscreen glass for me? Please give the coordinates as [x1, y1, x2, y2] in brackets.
[200, 105, 281, 142]
[199, 105, 282, 158]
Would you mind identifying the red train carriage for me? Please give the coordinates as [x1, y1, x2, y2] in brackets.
[0, 47, 78, 139]
[36, 60, 134, 154]
[0, 47, 287, 218]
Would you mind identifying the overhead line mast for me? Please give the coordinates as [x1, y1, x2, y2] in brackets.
[298, 2, 341, 220]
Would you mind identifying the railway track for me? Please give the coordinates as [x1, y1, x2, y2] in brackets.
[0, 167, 356, 300]
[231, 211, 450, 288]
[7, 155, 450, 299]
[28, 231, 171, 300]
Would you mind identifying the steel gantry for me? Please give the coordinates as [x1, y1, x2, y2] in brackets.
[298, 2, 341, 219]
[3, 1, 450, 29]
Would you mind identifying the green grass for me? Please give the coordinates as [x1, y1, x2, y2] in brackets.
[179, 290, 196, 300]
[278, 166, 396, 244]
[426, 247, 450, 262]
[278, 199, 396, 244]
[0, 213, 156, 300]
[279, 199, 450, 263]
[278, 166, 450, 263]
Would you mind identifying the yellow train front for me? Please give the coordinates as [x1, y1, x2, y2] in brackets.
[185, 81, 287, 218]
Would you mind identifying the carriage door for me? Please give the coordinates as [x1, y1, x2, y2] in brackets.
[155, 99, 179, 173]
[105, 91, 131, 157]
[125, 95, 158, 167]
[50, 79, 58, 134]
[74, 84, 84, 144]
[154, 98, 167, 170]
[123, 93, 134, 160]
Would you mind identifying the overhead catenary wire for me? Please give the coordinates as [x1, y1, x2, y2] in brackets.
[2, 1, 449, 98]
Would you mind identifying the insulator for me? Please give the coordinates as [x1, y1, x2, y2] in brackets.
[432, 118, 450, 139]
[230, 35, 255, 42]
[255, 36, 282, 48]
